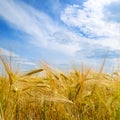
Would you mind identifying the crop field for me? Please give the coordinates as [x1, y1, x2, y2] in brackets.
[0, 56, 120, 120]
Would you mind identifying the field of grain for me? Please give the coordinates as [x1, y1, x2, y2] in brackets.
[0, 56, 120, 120]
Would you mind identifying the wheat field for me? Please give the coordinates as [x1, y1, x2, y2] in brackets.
[0, 56, 120, 120]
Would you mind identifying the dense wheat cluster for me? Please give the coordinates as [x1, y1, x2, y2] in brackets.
[0, 56, 120, 120]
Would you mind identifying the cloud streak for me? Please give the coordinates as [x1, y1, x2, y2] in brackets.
[0, 47, 35, 66]
[0, 0, 81, 55]
[0, 47, 19, 57]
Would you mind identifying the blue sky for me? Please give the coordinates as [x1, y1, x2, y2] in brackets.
[0, 0, 120, 72]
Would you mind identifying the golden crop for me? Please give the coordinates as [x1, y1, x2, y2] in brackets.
[0, 56, 120, 120]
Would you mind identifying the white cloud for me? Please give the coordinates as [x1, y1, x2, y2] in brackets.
[16, 60, 36, 66]
[0, 47, 35, 66]
[0, 0, 81, 55]
[61, 0, 120, 50]
[0, 47, 19, 57]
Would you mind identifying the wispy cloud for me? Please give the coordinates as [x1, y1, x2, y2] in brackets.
[15, 59, 36, 66]
[61, 0, 120, 50]
[0, 47, 35, 66]
[0, 0, 81, 55]
[0, 47, 19, 57]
